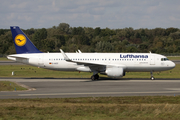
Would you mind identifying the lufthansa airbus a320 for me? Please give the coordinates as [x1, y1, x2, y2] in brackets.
[7, 26, 175, 80]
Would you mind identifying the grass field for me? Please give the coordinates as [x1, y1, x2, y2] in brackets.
[0, 96, 180, 120]
[0, 65, 94, 78]
[167, 56, 180, 60]
[0, 57, 9, 61]
[0, 81, 27, 91]
[0, 64, 179, 79]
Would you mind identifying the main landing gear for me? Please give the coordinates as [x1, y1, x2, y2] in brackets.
[150, 71, 155, 80]
[91, 74, 99, 81]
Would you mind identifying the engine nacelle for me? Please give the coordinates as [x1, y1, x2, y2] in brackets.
[105, 67, 124, 78]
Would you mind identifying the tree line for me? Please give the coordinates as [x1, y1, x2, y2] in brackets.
[0, 23, 180, 55]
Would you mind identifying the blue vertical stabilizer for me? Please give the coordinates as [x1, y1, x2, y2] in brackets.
[10, 26, 42, 54]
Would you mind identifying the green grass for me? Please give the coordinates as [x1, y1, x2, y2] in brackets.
[0, 64, 179, 79]
[167, 56, 180, 60]
[0, 96, 180, 120]
[0, 65, 94, 78]
[0, 57, 9, 61]
[0, 81, 27, 91]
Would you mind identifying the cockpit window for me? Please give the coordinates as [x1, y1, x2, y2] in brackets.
[161, 58, 169, 61]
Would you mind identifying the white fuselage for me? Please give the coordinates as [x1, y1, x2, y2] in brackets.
[7, 52, 175, 73]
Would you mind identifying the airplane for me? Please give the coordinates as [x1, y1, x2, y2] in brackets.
[7, 26, 176, 80]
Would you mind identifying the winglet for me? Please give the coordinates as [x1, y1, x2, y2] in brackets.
[78, 49, 82, 53]
[60, 49, 71, 61]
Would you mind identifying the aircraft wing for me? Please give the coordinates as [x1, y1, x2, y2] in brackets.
[60, 49, 126, 72]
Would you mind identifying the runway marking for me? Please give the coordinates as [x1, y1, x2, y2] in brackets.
[18, 90, 180, 96]
[166, 88, 180, 91]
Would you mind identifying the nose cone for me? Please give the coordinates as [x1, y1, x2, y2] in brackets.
[170, 61, 176, 69]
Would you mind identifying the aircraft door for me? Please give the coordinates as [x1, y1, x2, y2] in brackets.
[150, 55, 155, 65]
[38, 55, 44, 67]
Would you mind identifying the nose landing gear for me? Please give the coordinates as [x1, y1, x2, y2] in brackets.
[150, 71, 155, 80]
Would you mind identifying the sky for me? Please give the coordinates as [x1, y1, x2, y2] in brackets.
[1, 0, 180, 29]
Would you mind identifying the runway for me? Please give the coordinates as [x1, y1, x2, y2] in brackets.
[0, 78, 180, 99]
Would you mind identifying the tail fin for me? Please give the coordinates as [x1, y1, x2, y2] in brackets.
[10, 26, 42, 54]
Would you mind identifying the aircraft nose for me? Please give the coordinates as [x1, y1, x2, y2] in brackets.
[170, 61, 176, 68]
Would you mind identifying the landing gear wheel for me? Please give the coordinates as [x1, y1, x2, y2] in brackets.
[150, 76, 155, 80]
[97, 75, 99, 79]
[150, 71, 155, 80]
[91, 74, 99, 81]
[95, 74, 99, 80]
[91, 75, 95, 81]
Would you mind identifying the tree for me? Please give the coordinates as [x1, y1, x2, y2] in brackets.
[95, 41, 114, 52]
[57, 23, 70, 33]
[169, 31, 180, 40]
[32, 28, 47, 49]
[94, 27, 101, 37]
[72, 27, 84, 35]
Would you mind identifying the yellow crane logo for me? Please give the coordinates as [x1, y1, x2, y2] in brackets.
[15, 34, 26, 46]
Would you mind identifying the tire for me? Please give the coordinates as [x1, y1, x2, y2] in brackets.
[91, 75, 95, 81]
[150, 77, 155, 80]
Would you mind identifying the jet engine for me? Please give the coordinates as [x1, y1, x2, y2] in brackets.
[105, 67, 124, 78]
